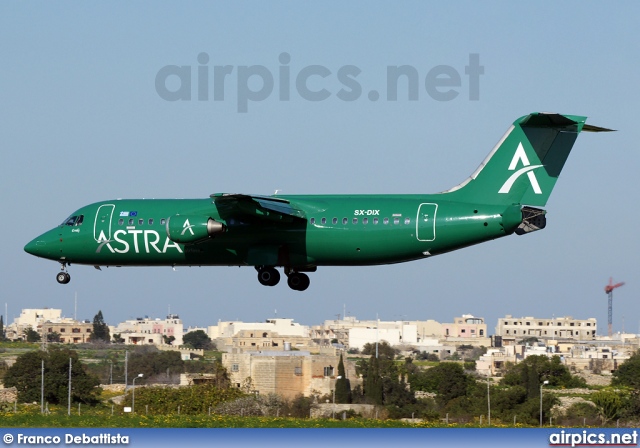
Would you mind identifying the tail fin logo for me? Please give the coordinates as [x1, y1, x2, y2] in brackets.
[498, 143, 543, 195]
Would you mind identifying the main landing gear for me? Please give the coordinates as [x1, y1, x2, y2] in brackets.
[256, 266, 310, 291]
[287, 272, 310, 291]
[56, 263, 71, 284]
[257, 266, 280, 286]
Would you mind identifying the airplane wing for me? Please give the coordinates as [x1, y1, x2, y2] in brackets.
[210, 193, 307, 222]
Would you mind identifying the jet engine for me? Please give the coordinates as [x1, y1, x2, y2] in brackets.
[166, 215, 225, 244]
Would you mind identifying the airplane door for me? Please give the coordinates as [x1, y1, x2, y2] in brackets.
[416, 203, 437, 242]
[94, 204, 115, 242]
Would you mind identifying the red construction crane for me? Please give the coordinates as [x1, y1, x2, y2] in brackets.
[604, 277, 625, 337]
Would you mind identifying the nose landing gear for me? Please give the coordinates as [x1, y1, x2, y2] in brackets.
[56, 263, 70, 284]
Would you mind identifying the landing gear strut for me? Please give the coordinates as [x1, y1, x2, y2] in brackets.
[257, 266, 280, 286]
[56, 263, 70, 284]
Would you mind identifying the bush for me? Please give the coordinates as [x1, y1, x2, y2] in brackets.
[559, 401, 599, 426]
[126, 384, 245, 415]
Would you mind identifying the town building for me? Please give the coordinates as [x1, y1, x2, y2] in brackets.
[222, 348, 353, 399]
[495, 315, 597, 342]
[347, 326, 417, 351]
[476, 346, 518, 377]
[311, 314, 489, 350]
[42, 320, 93, 344]
[5, 308, 63, 340]
[209, 318, 313, 353]
[441, 314, 490, 346]
[112, 314, 184, 346]
[5, 308, 93, 343]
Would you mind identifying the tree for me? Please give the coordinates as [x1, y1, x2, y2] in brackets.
[183, 330, 214, 350]
[361, 341, 398, 360]
[355, 351, 414, 410]
[434, 363, 469, 407]
[163, 335, 176, 345]
[591, 390, 624, 425]
[409, 362, 468, 398]
[24, 327, 41, 343]
[46, 332, 61, 343]
[502, 355, 586, 393]
[360, 355, 383, 404]
[90, 310, 110, 343]
[416, 351, 440, 362]
[0, 315, 4, 340]
[112, 333, 124, 344]
[334, 354, 352, 403]
[127, 347, 184, 383]
[612, 350, 640, 390]
[3, 347, 100, 404]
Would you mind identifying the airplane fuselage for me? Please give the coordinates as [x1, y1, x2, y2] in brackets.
[30, 196, 522, 269]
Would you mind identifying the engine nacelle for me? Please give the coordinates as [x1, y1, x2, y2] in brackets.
[166, 215, 225, 244]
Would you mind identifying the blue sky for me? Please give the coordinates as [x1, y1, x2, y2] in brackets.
[1, 2, 638, 333]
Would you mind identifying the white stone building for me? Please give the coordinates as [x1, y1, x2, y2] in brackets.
[112, 314, 183, 346]
[495, 315, 597, 341]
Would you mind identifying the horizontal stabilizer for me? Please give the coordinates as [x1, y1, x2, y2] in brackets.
[582, 124, 616, 132]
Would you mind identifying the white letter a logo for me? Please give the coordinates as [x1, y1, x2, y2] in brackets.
[498, 143, 543, 194]
[181, 219, 195, 236]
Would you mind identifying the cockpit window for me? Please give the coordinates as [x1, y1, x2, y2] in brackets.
[62, 214, 84, 226]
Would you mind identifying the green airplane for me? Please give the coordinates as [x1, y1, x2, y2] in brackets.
[25, 113, 611, 291]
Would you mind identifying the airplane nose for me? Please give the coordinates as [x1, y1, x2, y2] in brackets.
[24, 237, 45, 256]
[24, 238, 46, 256]
[24, 230, 60, 259]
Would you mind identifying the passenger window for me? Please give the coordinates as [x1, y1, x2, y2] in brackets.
[373, 218, 379, 225]
[310, 218, 316, 225]
[394, 217, 400, 225]
[160, 218, 166, 225]
[363, 218, 368, 225]
[118, 218, 124, 226]
[321, 218, 326, 225]
[383, 218, 389, 225]
[332, 218, 338, 225]
[404, 218, 410, 225]
[138, 219, 144, 225]
[128, 218, 134, 225]
[149, 218, 154, 225]
[342, 218, 348, 225]
[352, 218, 358, 224]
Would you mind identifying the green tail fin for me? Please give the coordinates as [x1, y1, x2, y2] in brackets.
[444, 112, 612, 206]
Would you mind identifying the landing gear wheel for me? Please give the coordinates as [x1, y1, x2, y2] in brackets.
[287, 272, 310, 291]
[257, 267, 280, 286]
[56, 272, 70, 284]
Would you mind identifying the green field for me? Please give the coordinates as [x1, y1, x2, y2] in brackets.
[0, 408, 528, 428]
